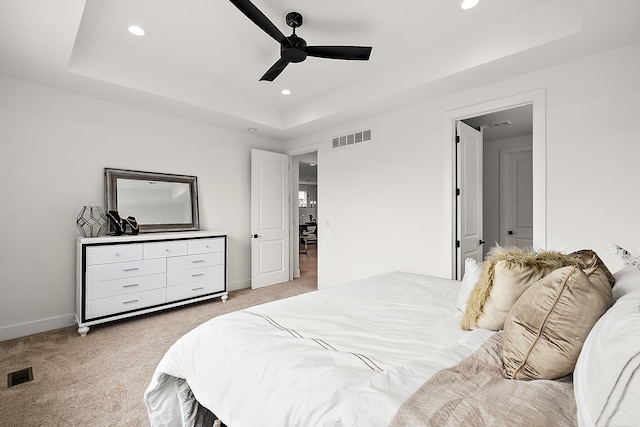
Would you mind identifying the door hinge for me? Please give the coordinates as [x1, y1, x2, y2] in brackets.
[456, 188, 460, 196]
[456, 240, 460, 248]
[455, 135, 460, 143]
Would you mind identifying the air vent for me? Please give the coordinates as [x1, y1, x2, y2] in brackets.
[7, 367, 33, 387]
[489, 120, 512, 128]
[332, 129, 372, 148]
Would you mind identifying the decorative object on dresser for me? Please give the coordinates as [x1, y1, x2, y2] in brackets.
[105, 168, 199, 233]
[76, 231, 227, 336]
[106, 210, 125, 236]
[123, 216, 139, 235]
[107, 210, 140, 236]
[76, 205, 107, 237]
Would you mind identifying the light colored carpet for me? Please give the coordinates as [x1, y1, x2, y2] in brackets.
[0, 252, 316, 426]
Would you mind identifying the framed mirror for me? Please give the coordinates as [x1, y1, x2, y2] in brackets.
[105, 168, 199, 233]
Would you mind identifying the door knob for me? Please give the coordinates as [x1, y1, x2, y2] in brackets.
[252, 234, 260, 238]
[508, 230, 517, 235]
[479, 239, 486, 245]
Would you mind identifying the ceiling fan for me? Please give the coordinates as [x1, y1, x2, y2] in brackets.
[229, 0, 373, 81]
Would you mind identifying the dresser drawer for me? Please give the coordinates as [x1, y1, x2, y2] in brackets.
[86, 244, 142, 265]
[143, 240, 188, 259]
[166, 280, 225, 302]
[188, 237, 225, 255]
[167, 265, 224, 287]
[86, 273, 166, 300]
[167, 252, 224, 272]
[85, 288, 166, 319]
[86, 258, 166, 283]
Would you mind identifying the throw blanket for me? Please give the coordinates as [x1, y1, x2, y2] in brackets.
[390, 333, 577, 427]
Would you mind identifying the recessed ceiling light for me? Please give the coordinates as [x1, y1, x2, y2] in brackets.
[460, 0, 479, 9]
[310, 163, 316, 166]
[247, 127, 258, 132]
[128, 25, 145, 36]
[281, 89, 292, 95]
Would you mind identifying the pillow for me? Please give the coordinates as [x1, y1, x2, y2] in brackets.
[569, 248, 616, 287]
[574, 281, 640, 426]
[612, 264, 640, 300]
[502, 265, 612, 380]
[461, 246, 582, 331]
[455, 258, 482, 317]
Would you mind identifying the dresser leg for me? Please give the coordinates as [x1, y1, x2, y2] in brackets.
[78, 326, 90, 337]
[221, 294, 228, 303]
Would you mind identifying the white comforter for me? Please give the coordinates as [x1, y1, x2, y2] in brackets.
[145, 272, 494, 427]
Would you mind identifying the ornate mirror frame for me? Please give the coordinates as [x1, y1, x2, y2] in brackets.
[105, 168, 200, 233]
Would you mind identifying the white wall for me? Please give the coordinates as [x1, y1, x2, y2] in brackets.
[286, 41, 640, 287]
[0, 76, 282, 341]
[3, 42, 639, 340]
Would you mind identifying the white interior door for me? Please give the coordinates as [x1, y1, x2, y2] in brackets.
[251, 149, 290, 289]
[501, 147, 533, 247]
[456, 121, 484, 279]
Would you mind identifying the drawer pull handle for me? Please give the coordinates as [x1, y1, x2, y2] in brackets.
[122, 299, 139, 305]
[165, 249, 170, 252]
[192, 260, 205, 264]
[123, 267, 139, 272]
[192, 287, 204, 291]
[192, 273, 205, 277]
[122, 284, 139, 288]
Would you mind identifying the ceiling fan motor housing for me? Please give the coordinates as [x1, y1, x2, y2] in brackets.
[281, 34, 307, 63]
[286, 12, 303, 29]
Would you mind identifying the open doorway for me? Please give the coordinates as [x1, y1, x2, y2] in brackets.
[293, 152, 318, 285]
[456, 104, 534, 277]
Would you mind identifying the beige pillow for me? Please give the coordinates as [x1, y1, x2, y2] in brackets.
[570, 249, 616, 288]
[461, 246, 581, 331]
[502, 265, 612, 380]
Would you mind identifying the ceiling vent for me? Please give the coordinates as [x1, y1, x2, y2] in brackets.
[332, 129, 371, 148]
[488, 120, 512, 128]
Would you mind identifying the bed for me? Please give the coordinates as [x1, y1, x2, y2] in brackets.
[144, 247, 640, 427]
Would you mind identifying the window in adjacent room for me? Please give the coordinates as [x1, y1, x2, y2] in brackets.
[298, 190, 308, 208]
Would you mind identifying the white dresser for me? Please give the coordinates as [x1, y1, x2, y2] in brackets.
[76, 231, 227, 336]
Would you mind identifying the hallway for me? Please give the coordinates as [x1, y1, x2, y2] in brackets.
[299, 243, 317, 288]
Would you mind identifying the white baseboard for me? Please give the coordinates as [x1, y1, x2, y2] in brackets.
[0, 314, 76, 342]
[227, 278, 250, 292]
[230, 273, 303, 290]
[1, 281, 254, 342]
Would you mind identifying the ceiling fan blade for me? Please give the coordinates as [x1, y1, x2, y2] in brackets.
[229, 0, 287, 44]
[306, 46, 372, 60]
[260, 58, 291, 81]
